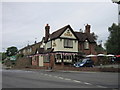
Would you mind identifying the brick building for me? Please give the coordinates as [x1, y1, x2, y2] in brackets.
[18, 24, 98, 68]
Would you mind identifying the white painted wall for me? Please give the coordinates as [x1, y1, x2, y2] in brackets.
[52, 39, 78, 52]
[40, 41, 45, 48]
[45, 27, 78, 52]
[39, 55, 43, 66]
[60, 28, 76, 39]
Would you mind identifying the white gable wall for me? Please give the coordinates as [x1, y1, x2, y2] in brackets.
[45, 27, 78, 52]
[52, 39, 78, 52]
[60, 28, 76, 39]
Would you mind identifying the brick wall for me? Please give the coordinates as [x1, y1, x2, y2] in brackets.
[53, 66, 120, 72]
[79, 43, 97, 55]
[15, 57, 32, 68]
[32, 56, 39, 66]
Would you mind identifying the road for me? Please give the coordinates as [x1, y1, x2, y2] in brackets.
[2, 69, 120, 88]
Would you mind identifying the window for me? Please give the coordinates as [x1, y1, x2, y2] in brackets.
[46, 41, 52, 49]
[56, 54, 62, 59]
[43, 55, 50, 63]
[55, 54, 62, 63]
[84, 40, 89, 49]
[63, 55, 72, 63]
[30, 48, 32, 52]
[64, 39, 73, 48]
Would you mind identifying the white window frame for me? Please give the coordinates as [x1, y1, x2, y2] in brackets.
[64, 39, 73, 48]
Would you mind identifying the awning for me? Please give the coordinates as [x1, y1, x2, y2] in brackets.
[86, 54, 97, 57]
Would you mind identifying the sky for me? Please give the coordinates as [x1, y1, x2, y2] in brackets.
[0, 0, 118, 52]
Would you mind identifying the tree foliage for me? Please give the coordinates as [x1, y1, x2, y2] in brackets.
[6, 46, 18, 56]
[2, 52, 7, 60]
[105, 23, 120, 55]
[91, 32, 98, 41]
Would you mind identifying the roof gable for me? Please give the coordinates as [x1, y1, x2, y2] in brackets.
[60, 27, 77, 39]
[50, 25, 78, 40]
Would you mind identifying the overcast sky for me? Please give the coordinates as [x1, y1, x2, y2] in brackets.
[0, 0, 118, 52]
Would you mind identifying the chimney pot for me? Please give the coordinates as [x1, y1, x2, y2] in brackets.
[85, 24, 91, 33]
[45, 24, 50, 42]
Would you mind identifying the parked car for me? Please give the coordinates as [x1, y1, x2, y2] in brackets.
[73, 58, 94, 67]
[112, 55, 120, 63]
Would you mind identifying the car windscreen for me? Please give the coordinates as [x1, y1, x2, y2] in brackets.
[82, 59, 88, 63]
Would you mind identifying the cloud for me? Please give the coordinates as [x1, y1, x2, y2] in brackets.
[1, 2, 118, 52]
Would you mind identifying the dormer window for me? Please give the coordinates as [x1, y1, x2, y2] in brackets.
[84, 40, 89, 49]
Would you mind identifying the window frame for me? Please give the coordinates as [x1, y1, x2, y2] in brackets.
[64, 39, 73, 48]
[84, 40, 89, 50]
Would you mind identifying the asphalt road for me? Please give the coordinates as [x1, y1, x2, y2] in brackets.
[2, 69, 120, 88]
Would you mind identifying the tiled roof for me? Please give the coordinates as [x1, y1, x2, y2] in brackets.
[49, 25, 70, 40]
[48, 25, 95, 43]
[19, 41, 42, 51]
[38, 48, 54, 54]
[75, 32, 95, 43]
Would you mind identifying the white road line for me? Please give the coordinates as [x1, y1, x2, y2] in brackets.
[84, 82, 92, 85]
[58, 77, 64, 79]
[64, 78, 71, 81]
[73, 80, 81, 83]
[97, 85, 107, 88]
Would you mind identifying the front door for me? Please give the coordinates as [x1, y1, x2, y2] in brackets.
[39, 56, 43, 66]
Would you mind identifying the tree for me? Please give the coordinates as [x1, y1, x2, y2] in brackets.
[2, 52, 7, 60]
[105, 23, 120, 55]
[91, 32, 98, 41]
[6, 46, 18, 56]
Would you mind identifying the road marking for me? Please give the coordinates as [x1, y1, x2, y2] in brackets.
[39, 73, 107, 88]
[97, 85, 107, 88]
[64, 78, 71, 81]
[84, 82, 92, 85]
[58, 77, 64, 79]
[73, 80, 81, 83]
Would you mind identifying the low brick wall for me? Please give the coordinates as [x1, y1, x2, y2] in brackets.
[14, 57, 31, 68]
[53, 66, 120, 72]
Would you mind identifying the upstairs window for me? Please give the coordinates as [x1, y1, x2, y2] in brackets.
[84, 40, 89, 49]
[64, 39, 73, 48]
[46, 41, 52, 49]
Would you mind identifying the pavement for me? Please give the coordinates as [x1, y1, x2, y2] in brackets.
[95, 64, 120, 68]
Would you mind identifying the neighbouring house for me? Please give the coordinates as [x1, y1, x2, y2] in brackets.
[18, 41, 42, 67]
[75, 24, 97, 55]
[18, 41, 42, 56]
[18, 24, 99, 68]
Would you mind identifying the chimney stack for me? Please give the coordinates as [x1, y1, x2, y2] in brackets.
[85, 24, 91, 33]
[45, 24, 50, 42]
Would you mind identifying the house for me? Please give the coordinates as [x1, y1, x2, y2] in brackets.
[18, 24, 98, 68]
[31, 24, 97, 69]
[18, 41, 42, 66]
[31, 24, 78, 68]
[18, 41, 42, 56]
